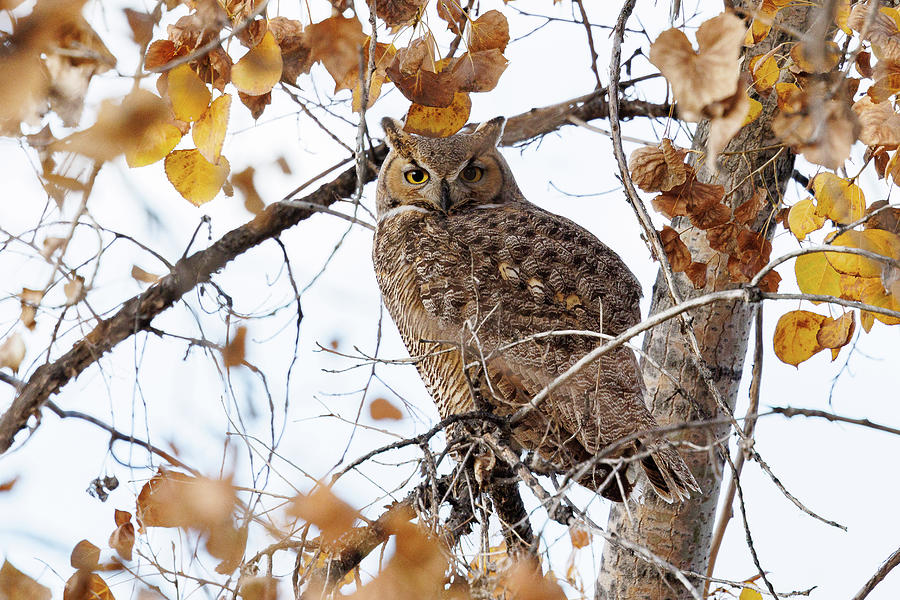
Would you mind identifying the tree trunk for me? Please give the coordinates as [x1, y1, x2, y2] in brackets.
[596, 5, 812, 598]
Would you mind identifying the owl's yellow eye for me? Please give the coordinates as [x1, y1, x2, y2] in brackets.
[460, 165, 483, 182]
[404, 169, 429, 184]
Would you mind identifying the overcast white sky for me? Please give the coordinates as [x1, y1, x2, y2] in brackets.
[2, 1, 900, 598]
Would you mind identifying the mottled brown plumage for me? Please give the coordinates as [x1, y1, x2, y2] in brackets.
[372, 117, 699, 502]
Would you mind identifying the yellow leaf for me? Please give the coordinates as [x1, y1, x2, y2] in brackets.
[168, 63, 211, 122]
[812, 173, 865, 225]
[773, 310, 826, 366]
[739, 585, 763, 600]
[860, 279, 900, 325]
[404, 92, 472, 138]
[749, 53, 779, 92]
[795, 251, 842, 298]
[861, 309, 875, 332]
[193, 94, 231, 163]
[165, 149, 230, 206]
[826, 229, 900, 277]
[817, 312, 855, 348]
[788, 198, 825, 240]
[125, 119, 182, 167]
[743, 97, 763, 127]
[232, 31, 283, 96]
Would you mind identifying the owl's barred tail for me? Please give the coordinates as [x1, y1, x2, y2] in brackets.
[639, 441, 701, 502]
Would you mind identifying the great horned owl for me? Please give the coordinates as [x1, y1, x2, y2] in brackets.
[372, 117, 699, 502]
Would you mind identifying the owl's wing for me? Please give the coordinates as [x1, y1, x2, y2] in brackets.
[404, 202, 698, 500]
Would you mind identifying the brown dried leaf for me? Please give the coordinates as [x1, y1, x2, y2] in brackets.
[287, 486, 357, 544]
[70, 540, 100, 571]
[628, 139, 687, 193]
[653, 169, 725, 224]
[0, 560, 52, 600]
[370, 0, 426, 28]
[659, 226, 691, 272]
[849, 4, 900, 62]
[868, 60, 900, 103]
[239, 577, 279, 600]
[734, 188, 766, 224]
[853, 95, 900, 148]
[772, 83, 859, 170]
[63, 571, 114, 600]
[19, 288, 42, 330]
[817, 312, 855, 349]
[109, 518, 135, 562]
[450, 49, 508, 93]
[649, 13, 746, 121]
[124, 8, 156, 48]
[238, 90, 271, 120]
[469, 10, 509, 52]
[685, 261, 709, 289]
[131, 265, 161, 284]
[306, 16, 366, 92]
[500, 561, 566, 600]
[865, 200, 900, 234]
[64, 275, 85, 306]
[268, 17, 312, 84]
[370, 397, 404, 420]
[0, 334, 26, 373]
[136, 470, 237, 531]
[437, 0, 465, 33]
[144, 40, 178, 69]
[569, 527, 590, 549]
[707, 85, 750, 160]
[0, 477, 18, 492]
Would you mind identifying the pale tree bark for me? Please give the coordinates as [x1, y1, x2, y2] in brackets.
[596, 4, 813, 598]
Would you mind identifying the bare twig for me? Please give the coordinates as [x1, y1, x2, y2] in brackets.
[852, 544, 900, 600]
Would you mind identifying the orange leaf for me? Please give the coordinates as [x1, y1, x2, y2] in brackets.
[70, 540, 100, 570]
[136, 470, 237, 531]
[404, 92, 472, 137]
[816, 312, 855, 349]
[232, 31, 283, 96]
[223, 325, 247, 368]
[370, 397, 403, 421]
[773, 310, 827, 366]
[168, 63, 211, 122]
[659, 226, 691, 272]
[193, 94, 231, 163]
[165, 149, 230, 206]
[63, 571, 114, 600]
[569, 527, 591, 549]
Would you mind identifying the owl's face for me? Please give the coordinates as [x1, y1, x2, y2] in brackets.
[376, 117, 522, 218]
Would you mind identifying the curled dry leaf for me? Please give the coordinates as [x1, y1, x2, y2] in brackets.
[867, 60, 900, 102]
[193, 94, 231, 163]
[165, 149, 231, 206]
[816, 312, 855, 353]
[238, 90, 271, 120]
[267, 17, 312, 85]
[685, 261, 709, 289]
[652, 170, 725, 223]
[773, 309, 828, 366]
[232, 31, 283, 96]
[0, 560, 52, 600]
[659, 226, 691, 272]
[369, 397, 404, 420]
[772, 82, 859, 170]
[649, 12, 746, 121]
[812, 173, 865, 225]
[124, 8, 157, 48]
[437, 0, 465, 33]
[306, 16, 366, 92]
[222, 325, 247, 368]
[853, 96, 900, 148]
[787, 197, 826, 240]
[64, 275, 85, 306]
[450, 49, 508, 93]
[404, 92, 471, 137]
[370, 0, 427, 28]
[0, 333, 26, 373]
[468, 10, 509, 53]
[734, 188, 767, 224]
[865, 200, 900, 234]
[707, 85, 750, 161]
[287, 486, 357, 544]
[848, 4, 900, 62]
[628, 139, 687, 193]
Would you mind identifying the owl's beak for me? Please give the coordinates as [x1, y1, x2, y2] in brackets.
[439, 179, 452, 212]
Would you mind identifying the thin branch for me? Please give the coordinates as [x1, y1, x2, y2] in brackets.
[771, 406, 900, 437]
[852, 544, 900, 600]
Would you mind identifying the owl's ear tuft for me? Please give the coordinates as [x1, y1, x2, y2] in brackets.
[472, 117, 506, 148]
[382, 118, 410, 151]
